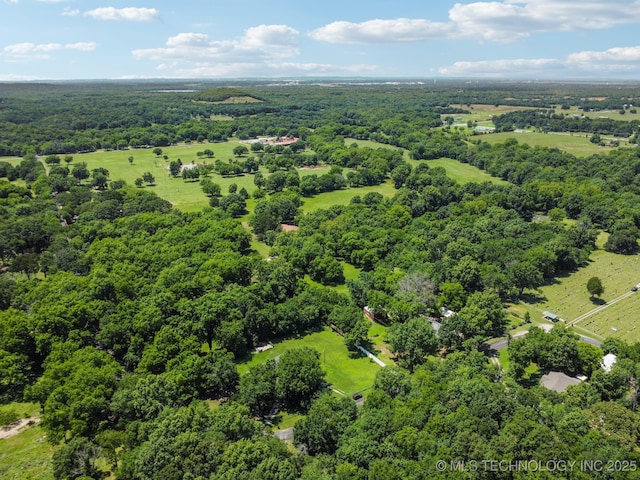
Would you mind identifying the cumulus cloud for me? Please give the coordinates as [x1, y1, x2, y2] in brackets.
[84, 7, 160, 22]
[309, 18, 452, 44]
[567, 46, 640, 66]
[133, 25, 300, 63]
[438, 45, 640, 78]
[132, 24, 376, 77]
[310, 1, 640, 44]
[449, 0, 640, 42]
[3, 41, 97, 60]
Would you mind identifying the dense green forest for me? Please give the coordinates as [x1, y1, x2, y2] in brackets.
[1, 80, 640, 479]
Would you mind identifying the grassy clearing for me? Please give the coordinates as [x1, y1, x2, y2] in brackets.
[497, 348, 510, 371]
[0, 403, 55, 480]
[451, 104, 539, 120]
[270, 412, 305, 430]
[237, 327, 384, 396]
[554, 106, 640, 122]
[301, 181, 398, 213]
[367, 321, 393, 364]
[0, 424, 56, 480]
[518, 233, 640, 342]
[410, 158, 509, 185]
[480, 131, 629, 157]
[249, 237, 271, 258]
[345, 138, 507, 186]
[61, 141, 254, 212]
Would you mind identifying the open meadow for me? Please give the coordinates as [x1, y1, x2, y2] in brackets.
[515, 233, 640, 343]
[554, 105, 640, 122]
[47, 141, 252, 212]
[237, 327, 385, 397]
[480, 131, 631, 156]
[346, 138, 508, 185]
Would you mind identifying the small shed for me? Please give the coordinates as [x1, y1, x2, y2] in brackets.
[543, 311, 559, 322]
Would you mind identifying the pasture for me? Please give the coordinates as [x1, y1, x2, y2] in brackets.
[479, 131, 624, 157]
[237, 327, 384, 396]
[516, 233, 640, 343]
[449, 104, 539, 123]
[53, 141, 250, 212]
[554, 105, 640, 122]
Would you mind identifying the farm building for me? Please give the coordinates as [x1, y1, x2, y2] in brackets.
[543, 311, 559, 322]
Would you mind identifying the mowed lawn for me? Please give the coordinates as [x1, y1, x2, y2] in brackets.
[237, 327, 384, 396]
[481, 131, 629, 157]
[519, 233, 640, 342]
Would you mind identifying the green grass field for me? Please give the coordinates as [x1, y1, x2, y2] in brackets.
[58, 141, 253, 212]
[480, 131, 630, 157]
[237, 327, 384, 396]
[345, 138, 508, 186]
[554, 106, 640, 122]
[0, 402, 55, 480]
[516, 233, 640, 343]
[409, 158, 510, 185]
[301, 181, 398, 212]
[448, 104, 538, 123]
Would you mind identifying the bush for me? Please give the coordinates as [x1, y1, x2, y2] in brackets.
[0, 408, 19, 426]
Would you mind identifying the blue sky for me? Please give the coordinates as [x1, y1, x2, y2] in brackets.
[2, 0, 640, 81]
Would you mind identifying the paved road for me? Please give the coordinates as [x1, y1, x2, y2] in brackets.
[488, 330, 601, 351]
[578, 335, 602, 347]
[567, 290, 637, 327]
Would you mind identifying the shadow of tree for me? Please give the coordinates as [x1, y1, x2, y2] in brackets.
[521, 292, 547, 304]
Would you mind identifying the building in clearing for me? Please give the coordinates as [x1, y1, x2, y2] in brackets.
[540, 371, 583, 393]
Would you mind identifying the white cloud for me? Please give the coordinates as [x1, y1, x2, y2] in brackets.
[61, 7, 80, 16]
[449, 0, 640, 42]
[568, 46, 640, 67]
[150, 60, 378, 79]
[309, 18, 452, 44]
[84, 7, 160, 22]
[133, 25, 300, 63]
[438, 58, 562, 77]
[132, 25, 376, 78]
[438, 45, 640, 78]
[3, 41, 98, 60]
[310, 1, 640, 45]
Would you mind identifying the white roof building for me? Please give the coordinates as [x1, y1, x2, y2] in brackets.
[602, 353, 618, 373]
